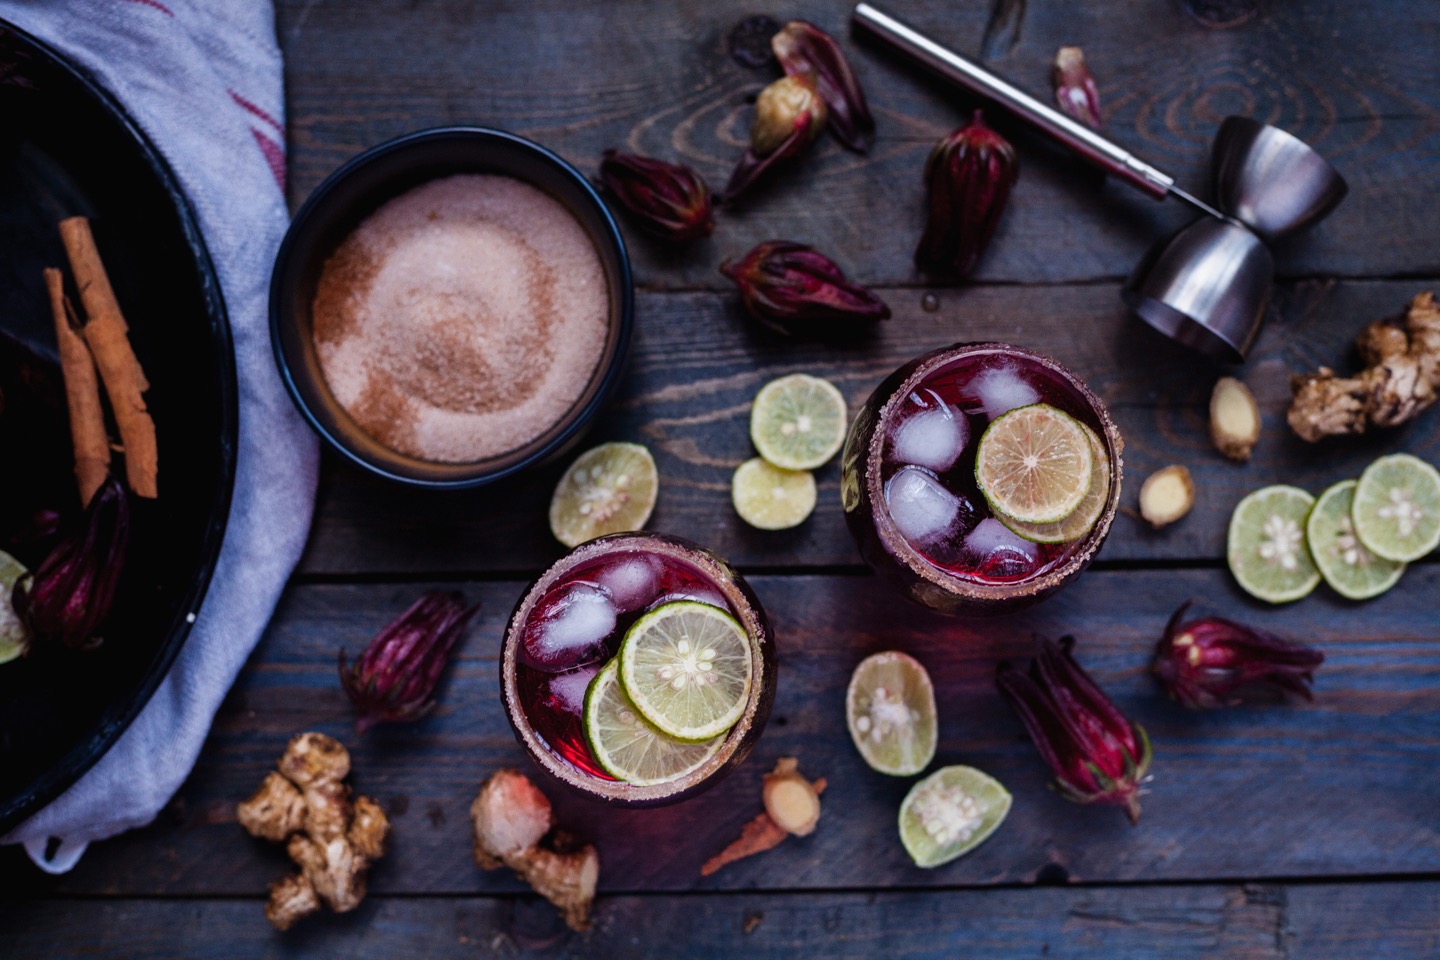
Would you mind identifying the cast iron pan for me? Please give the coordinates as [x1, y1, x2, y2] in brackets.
[0, 22, 237, 835]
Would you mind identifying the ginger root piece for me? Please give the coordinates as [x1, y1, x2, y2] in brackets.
[471, 769, 599, 932]
[236, 733, 389, 931]
[1210, 376, 1260, 461]
[1139, 465, 1194, 528]
[702, 757, 826, 877]
[1288, 292, 1440, 442]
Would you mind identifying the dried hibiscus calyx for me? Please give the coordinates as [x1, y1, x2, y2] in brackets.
[597, 150, 714, 241]
[339, 590, 478, 732]
[12, 473, 128, 651]
[915, 110, 1019, 282]
[1052, 46, 1102, 130]
[997, 636, 1151, 825]
[719, 240, 890, 335]
[772, 20, 875, 153]
[722, 73, 827, 203]
[1153, 601, 1324, 709]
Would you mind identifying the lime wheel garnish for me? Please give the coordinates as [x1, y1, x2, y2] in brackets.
[975, 404, 1094, 525]
[583, 660, 723, 785]
[618, 601, 753, 742]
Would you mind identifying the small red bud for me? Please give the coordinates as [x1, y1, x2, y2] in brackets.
[915, 110, 1019, 282]
[771, 20, 876, 153]
[1153, 602, 1324, 709]
[1053, 46, 1103, 130]
[719, 240, 890, 336]
[598, 150, 714, 242]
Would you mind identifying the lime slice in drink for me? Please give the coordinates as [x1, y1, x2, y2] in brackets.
[1307, 480, 1405, 600]
[583, 660, 724, 785]
[750, 374, 848, 471]
[0, 550, 30, 665]
[846, 651, 937, 776]
[997, 424, 1111, 544]
[1227, 485, 1321, 603]
[975, 404, 1094, 525]
[732, 457, 816, 530]
[899, 765, 1012, 869]
[549, 442, 659, 548]
[1351, 453, 1440, 563]
[618, 601, 752, 741]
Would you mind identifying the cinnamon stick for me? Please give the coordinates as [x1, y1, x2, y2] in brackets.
[58, 216, 157, 498]
[44, 267, 110, 506]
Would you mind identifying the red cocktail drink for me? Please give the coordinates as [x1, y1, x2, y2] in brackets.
[842, 343, 1122, 614]
[501, 533, 774, 804]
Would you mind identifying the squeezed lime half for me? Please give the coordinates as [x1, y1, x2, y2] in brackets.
[1307, 480, 1405, 600]
[846, 651, 937, 777]
[0, 550, 29, 665]
[618, 601, 752, 742]
[975, 404, 1094, 525]
[549, 442, 659, 548]
[732, 457, 816, 530]
[1351, 453, 1440, 563]
[750, 374, 848, 471]
[583, 660, 724, 785]
[1227, 485, 1321, 603]
[899, 766, 1012, 869]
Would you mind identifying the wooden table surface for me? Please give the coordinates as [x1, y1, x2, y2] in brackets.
[6, 1, 1440, 956]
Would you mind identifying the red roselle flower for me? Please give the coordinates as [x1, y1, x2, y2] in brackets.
[772, 20, 875, 153]
[12, 474, 129, 651]
[997, 636, 1152, 825]
[339, 590, 478, 733]
[719, 240, 891, 335]
[1053, 46, 1103, 130]
[1153, 602, 1324, 709]
[722, 73, 827, 203]
[598, 150, 714, 241]
[915, 110, 1019, 282]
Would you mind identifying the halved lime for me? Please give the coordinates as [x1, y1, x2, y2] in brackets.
[1307, 480, 1405, 600]
[899, 766, 1011, 869]
[618, 601, 752, 741]
[549, 442, 659, 548]
[1352, 453, 1440, 563]
[749, 374, 848, 471]
[0, 550, 30, 665]
[997, 424, 1111, 544]
[975, 404, 1094, 525]
[732, 457, 816, 530]
[583, 660, 724, 785]
[846, 651, 937, 776]
[1227, 485, 1321, 603]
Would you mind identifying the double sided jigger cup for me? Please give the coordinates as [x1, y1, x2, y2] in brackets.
[853, 3, 1349, 362]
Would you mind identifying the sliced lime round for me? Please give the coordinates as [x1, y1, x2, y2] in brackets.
[899, 765, 1011, 869]
[750, 374, 848, 471]
[583, 660, 723, 785]
[997, 424, 1111, 544]
[1307, 480, 1405, 600]
[846, 651, 937, 776]
[0, 550, 30, 665]
[549, 442, 659, 548]
[732, 457, 816, 530]
[1227, 485, 1321, 603]
[1352, 453, 1440, 563]
[975, 404, 1094, 525]
[618, 601, 752, 742]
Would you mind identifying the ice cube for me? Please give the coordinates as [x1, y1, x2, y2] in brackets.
[963, 518, 1041, 580]
[885, 466, 963, 546]
[891, 393, 968, 472]
[548, 663, 602, 716]
[595, 555, 662, 613]
[521, 582, 617, 672]
[971, 364, 1041, 420]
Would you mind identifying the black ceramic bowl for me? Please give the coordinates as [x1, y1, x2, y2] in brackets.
[270, 127, 634, 488]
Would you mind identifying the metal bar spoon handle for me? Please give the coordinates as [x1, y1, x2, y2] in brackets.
[851, 2, 1222, 218]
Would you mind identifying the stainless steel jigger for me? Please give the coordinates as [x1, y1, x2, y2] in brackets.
[852, 3, 1348, 362]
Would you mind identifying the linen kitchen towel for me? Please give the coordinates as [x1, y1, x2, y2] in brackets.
[0, 0, 317, 871]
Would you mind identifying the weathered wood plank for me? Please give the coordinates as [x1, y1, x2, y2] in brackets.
[299, 279, 1440, 574]
[8, 568, 1435, 896]
[0, 885, 1294, 959]
[278, 0, 1440, 287]
[1286, 882, 1440, 958]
